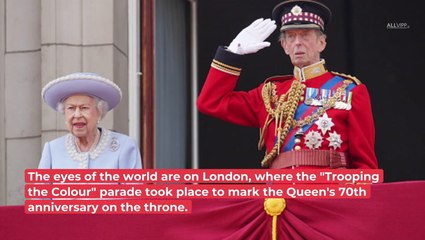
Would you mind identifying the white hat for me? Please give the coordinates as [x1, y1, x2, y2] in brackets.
[42, 72, 122, 111]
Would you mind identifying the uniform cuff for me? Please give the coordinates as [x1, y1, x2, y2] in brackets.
[211, 46, 245, 76]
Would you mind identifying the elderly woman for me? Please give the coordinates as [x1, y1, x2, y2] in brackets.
[38, 72, 142, 169]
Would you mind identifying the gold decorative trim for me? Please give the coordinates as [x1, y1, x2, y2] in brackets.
[293, 59, 327, 81]
[332, 71, 362, 85]
[264, 198, 286, 240]
[211, 60, 241, 76]
[259, 78, 352, 167]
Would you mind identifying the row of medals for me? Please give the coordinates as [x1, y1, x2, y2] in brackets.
[304, 87, 352, 110]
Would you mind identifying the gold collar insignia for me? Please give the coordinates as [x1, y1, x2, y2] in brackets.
[293, 60, 327, 81]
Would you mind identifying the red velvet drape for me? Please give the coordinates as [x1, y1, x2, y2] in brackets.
[1, 181, 424, 240]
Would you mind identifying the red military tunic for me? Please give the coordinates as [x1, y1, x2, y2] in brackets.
[197, 47, 378, 169]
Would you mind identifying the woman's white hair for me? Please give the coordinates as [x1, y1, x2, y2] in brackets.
[56, 95, 109, 120]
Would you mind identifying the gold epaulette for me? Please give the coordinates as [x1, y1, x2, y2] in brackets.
[331, 71, 362, 85]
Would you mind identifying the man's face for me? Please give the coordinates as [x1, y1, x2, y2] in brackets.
[281, 29, 327, 68]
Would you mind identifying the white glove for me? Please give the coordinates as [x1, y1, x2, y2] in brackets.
[227, 18, 277, 55]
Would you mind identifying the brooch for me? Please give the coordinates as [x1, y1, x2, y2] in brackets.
[110, 137, 120, 152]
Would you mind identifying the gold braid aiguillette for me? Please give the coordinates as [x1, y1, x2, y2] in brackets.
[259, 79, 352, 167]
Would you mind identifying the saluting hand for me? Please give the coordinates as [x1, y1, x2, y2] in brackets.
[227, 18, 277, 55]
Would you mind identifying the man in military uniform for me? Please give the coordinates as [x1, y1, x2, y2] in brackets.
[197, 0, 378, 169]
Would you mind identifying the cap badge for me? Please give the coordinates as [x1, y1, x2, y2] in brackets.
[291, 5, 303, 16]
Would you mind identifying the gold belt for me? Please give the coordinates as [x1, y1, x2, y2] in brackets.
[269, 150, 348, 169]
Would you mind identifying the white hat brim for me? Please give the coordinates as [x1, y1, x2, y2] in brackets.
[42, 73, 122, 111]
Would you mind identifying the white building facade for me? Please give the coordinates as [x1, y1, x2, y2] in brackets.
[0, 0, 132, 205]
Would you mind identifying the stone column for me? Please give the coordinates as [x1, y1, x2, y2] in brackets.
[0, 0, 6, 205]
[0, 0, 129, 205]
[2, 0, 42, 205]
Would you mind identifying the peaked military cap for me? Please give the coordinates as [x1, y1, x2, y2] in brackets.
[272, 0, 332, 32]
